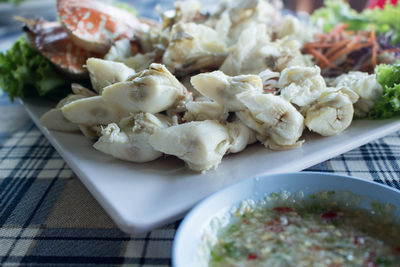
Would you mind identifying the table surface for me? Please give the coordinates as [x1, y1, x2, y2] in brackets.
[1, 1, 400, 266]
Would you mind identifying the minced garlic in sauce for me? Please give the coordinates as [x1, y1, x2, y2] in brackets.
[207, 191, 400, 267]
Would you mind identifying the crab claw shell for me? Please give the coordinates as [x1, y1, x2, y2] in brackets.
[57, 0, 141, 53]
[21, 17, 101, 76]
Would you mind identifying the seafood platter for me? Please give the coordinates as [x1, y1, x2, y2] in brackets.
[2, 0, 400, 233]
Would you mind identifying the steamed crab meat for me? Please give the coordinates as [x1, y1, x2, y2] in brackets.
[279, 66, 327, 107]
[259, 69, 280, 94]
[225, 120, 257, 153]
[190, 71, 263, 111]
[162, 23, 228, 76]
[94, 113, 171, 163]
[57, 0, 143, 53]
[78, 125, 102, 139]
[71, 83, 97, 97]
[220, 24, 311, 76]
[20, 18, 102, 76]
[148, 120, 230, 172]
[183, 99, 228, 122]
[104, 39, 139, 62]
[102, 63, 191, 114]
[160, 0, 206, 31]
[277, 15, 315, 44]
[123, 52, 161, 73]
[40, 94, 85, 132]
[236, 91, 305, 150]
[86, 58, 136, 94]
[331, 71, 383, 117]
[303, 89, 357, 136]
[219, 24, 271, 76]
[210, 0, 281, 46]
[61, 95, 126, 126]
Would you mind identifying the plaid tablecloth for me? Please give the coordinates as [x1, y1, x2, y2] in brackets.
[1, 1, 400, 266]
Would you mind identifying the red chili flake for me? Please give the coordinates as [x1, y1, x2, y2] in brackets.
[247, 253, 258, 260]
[321, 211, 338, 220]
[273, 207, 293, 213]
[354, 236, 361, 245]
[242, 219, 248, 224]
[394, 246, 400, 253]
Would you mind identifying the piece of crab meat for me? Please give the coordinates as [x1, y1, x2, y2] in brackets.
[61, 95, 126, 126]
[102, 63, 191, 114]
[237, 91, 305, 150]
[86, 58, 135, 94]
[123, 51, 160, 73]
[71, 83, 97, 97]
[279, 66, 327, 107]
[209, 0, 281, 46]
[225, 119, 257, 154]
[57, 0, 142, 53]
[94, 113, 171, 163]
[162, 22, 228, 76]
[219, 23, 272, 76]
[220, 24, 311, 76]
[277, 15, 315, 44]
[21, 18, 102, 76]
[303, 90, 355, 136]
[78, 124, 102, 139]
[183, 99, 228, 122]
[40, 94, 86, 132]
[148, 120, 230, 172]
[331, 71, 383, 117]
[104, 38, 142, 62]
[191, 70, 263, 111]
[40, 108, 80, 132]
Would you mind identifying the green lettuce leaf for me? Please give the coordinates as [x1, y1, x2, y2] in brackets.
[313, 0, 400, 44]
[311, 0, 369, 32]
[0, 35, 71, 102]
[363, 3, 400, 44]
[368, 64, 400, 119]
[375, 63, 400, 87]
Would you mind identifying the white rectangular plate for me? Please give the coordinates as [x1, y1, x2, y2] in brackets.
[22, 97, 400, 234]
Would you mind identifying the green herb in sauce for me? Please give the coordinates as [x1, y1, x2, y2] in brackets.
[209, 191, 400, 267]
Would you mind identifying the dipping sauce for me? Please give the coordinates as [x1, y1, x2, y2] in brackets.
[209, 191, 400, 266]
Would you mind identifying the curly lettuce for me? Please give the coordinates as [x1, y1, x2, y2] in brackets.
[368, 63, 400, 118]
[0, 36, 71, 101]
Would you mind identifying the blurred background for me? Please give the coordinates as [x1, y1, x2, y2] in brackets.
[286, 0, 368, 12]
[0, 0, 370, 51]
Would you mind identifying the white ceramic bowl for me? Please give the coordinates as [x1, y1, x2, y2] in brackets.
[172, 172, 400, 267]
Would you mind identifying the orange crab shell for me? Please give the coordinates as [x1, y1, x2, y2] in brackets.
[57, 0, 142, 54]
[23, 18, 102, 76]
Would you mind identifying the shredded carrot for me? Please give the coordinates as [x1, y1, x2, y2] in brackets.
[308, 48, 340, 69]
[302, 23, 385, 75]
[324, 39, 351, 58]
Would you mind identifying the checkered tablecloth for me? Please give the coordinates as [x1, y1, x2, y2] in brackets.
[1, 1, 400, 266]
